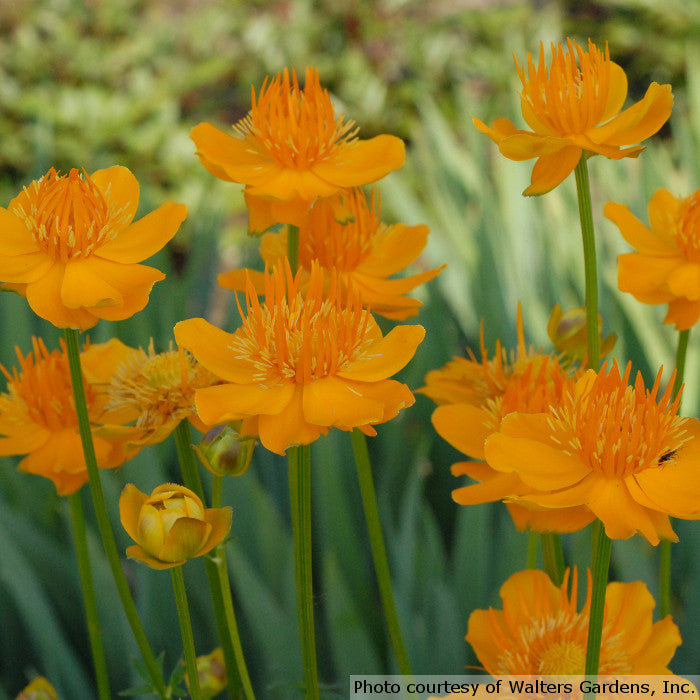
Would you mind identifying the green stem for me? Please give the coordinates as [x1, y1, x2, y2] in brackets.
[63, 328, 167, 697]
[171, 566, 202, 700]
[526, 533, 538, 569]
[659, 328, 690, 618]
[287, 224, 300, 275]
[351, 429, 412, 675]
[288, 444, 319, 699]
[173, 421, 255, 700]
[68, 491, 111, 700]
[584, 520, 611, 683]
[574, 156, 599, 371]
[540, 533, 565, 587]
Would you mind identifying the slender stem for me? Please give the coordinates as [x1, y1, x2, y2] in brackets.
[288, 444, 319, 699]
[173, 421, 255, 700]
[659, 328, 690, 618]
[287, 224, 300, 275]
[526, 533, 538, 569]
[540, 533, 565, 586]
[63, 328, 167, 697]
[584, 520, 611, 683]
[574, 156, 599, 371]
[68, 491, 111, 700]
[171, 566, 201, 700]
[351, 429, 412, 675]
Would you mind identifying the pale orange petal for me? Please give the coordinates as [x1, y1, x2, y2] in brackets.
[667, 261, 700, 300]
[174, 318, 258, 383]
[432, 404, 494, 461]
[648, 189, 682, 236]
[195, 382, 295, 424]
[126, 544, 183, 570]
[664, 297, 700, 330]
[119, 483, 149, 543]
[312, 134, 405, 188]
[359, 223, 430, 277]
[628, 617, 681, 672]
[452, 471, 524, 505]
[302, 374, 384, 427]
[217, 268, 267, 294]
[0, 251, 55, 283]
[604, 201, 678, 255]
[61, 259, 123, 309]
[0, 208, 39, 254]
[599, 62, 629, 123]
[160, 517, 211, 562]
[199, 507, 233, 556]
[617, 252, 680, 303]
[91, 165, 140, 225]
[97, 203, 186, 264]
[472, 116, 519, 144]
[590, 82, 673, 147]
[523, 146, 582, 195]
[498, 132, 571, 162]
[465, 608, 504, 673]
[0, 427, 50, 456]
[604, 581, 654, 658]
[507, 502, 594, 533]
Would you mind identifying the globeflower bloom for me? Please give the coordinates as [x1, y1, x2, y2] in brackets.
[422, 308, 592, 533]
[102, 339, 221, 447]
[119, 483, 232, 570]
[175, 261, 424, 455]
[473, 38, 672, 195]
[606, 189, 700, 330]
[466, 568, 680, 674]
[0, 167, 186, 330]
[485, 361, 700, 544]
[190, 67, 405, 229]
[219, 188, 444, 319]
[0, 337, 136, 495]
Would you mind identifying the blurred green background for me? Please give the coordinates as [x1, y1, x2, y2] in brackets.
[1, 0, 699, 697]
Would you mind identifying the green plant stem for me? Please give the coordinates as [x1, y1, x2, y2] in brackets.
[287, 224, 300, 275]
[68, 491, 111, 700]
[574, 156, 600, 371]
[584, 520, 611, 685]
[173, 421, 255, 700]
[288, 444, 319, 699]
[171, 566, 202, 700]
[659, 328, 690, 618]
[63, 328, 168, 698]
[351, 429, 412, 675]
[540, 533, 565, 586]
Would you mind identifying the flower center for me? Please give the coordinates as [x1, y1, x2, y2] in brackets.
[676, 192, 700, 263]
[538, 640, 586, 674]
[233, 67, 359, 170]
[551, 363, 690, 478]
[300, 189, 379, 271]
[518, 38, 611, 136]
[12, 168, 130, 261]
[0, 338, 96, 431]
[231, 264, 371, 385]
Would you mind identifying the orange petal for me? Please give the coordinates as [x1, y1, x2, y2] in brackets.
[498, 132, 571, 162]
[359, 223, 430, 277]
[126, 544, 184, 570]
[119, 483, 149, 543]
[61, 259, 123, 309]
[302, 375, 384, 427]
[465, 608, 504, 673]
[664, 297, 700, 330]
[0, 426, 50, 456]
[174, 318, 258, 383]
[432, 403, 494, 461]
[667, 261, 700, 300]
[0, 251, 55, 283]
[0, 208, 39, 254]
[629, 616, 681, 672]
[195, 382, 295, 424]
[590, 82, 673, 147]
[506, 502, 594, 533]
[257, 385, 326, 454]
[337, 324, 424, 382]
[599, 62, 629, 123]
[648, 188, 682, 236]
[604, 581, 654, 658]
[339, 378, 414, 425]
[604, 201, 678, 255]
[617, 252, 680, 303]
[452, 471, 524, 505]
[91, 166, 140, 225]
[217, 268, 268, 294]
[523, 146, 582, 196]
[97, 202, 186, 264]
[472, 116, 519, 144]
[312, 134, 405, 188]
[160, 517, 211, 562]
[199, 506, 233, 557]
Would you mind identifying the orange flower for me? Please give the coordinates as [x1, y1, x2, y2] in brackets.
[0, 167, 186, 330]
[473, 39, 672, 195]
[422, 308, 592, 533]
[606, 189, 700, 330]
[175, 261, 424, 455]
[219, 188, 444, 320]
[190, 67, 405, 229]
[119, 483, 232, 570]
[0, 337, 137, 495]
[485, 361, 700, 544]
[101, 339, 221, 446]
[466, 568, 680, 674]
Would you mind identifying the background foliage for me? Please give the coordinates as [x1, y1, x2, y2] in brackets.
[1, 0, 699, 697]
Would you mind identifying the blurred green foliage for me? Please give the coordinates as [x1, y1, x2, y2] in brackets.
[1, 0, 700, 697]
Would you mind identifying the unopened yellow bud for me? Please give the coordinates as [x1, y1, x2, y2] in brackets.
[194, 424, 255, 477]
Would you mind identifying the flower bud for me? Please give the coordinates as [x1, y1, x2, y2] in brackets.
[119, 483, 231, 570]
[194, 424, 255, 477]
[186, 647, 227, 699]
[15, 677, 57, 700]
[547, 304, 616, 366]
